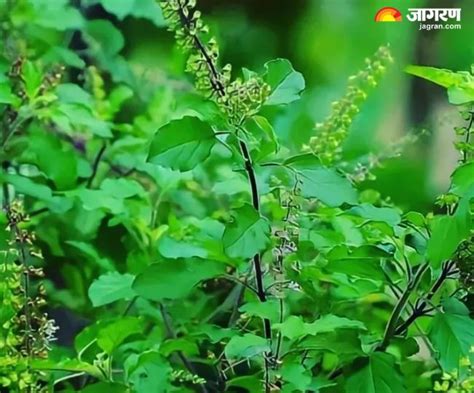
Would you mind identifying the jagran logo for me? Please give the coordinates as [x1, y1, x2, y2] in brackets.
[375, 7, 461, 23]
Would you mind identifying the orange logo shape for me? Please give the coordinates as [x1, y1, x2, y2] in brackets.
[375, 7, 403, 22]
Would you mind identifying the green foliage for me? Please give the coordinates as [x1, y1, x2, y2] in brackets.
[0, 0, 472, 392]
[148, 116, 217, 171]
[345, 352, 406, 393]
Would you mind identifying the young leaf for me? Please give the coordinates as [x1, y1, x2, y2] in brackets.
[429, 298, 474, 372]
[133, 258, 225, 301]
[286, 155, 358, 207]
[88, 272, 136, 307]
[426, 194, 471, 269]
[244, 115, 279, 161]
[148, 116, 216, 171]
[223, 204, 271, 259]
[345, 353, 406, 393]
[263, 59, 305, 106]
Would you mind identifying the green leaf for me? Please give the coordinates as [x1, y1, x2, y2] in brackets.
[347, 204, 401, 226]
[94, 0, 165, 26]
[223, 204, 271, 259]
[100, 178, 145, 199]
[42, 46, 86, 68]
[274, 316, 306, 340]
[305, 314, 366, 335]
[280, 362, 313, 392]
[148, 116, 216, 171]
[82, 383, 129, 393]
[0, 173, 52, 201]
[27, 130, 79, 190]
[405, 65, 474, 105]
[325, 246, 388, 281]
[57, 83, 93, 107]
[426, 194, 471, 269]
[88, 272, 136, 307]
[450, 162, 474, 196]
[239, 300, 280, 322]
[133, 258, 225, 301]
[98, 0, 134, 19]
[275, 314, 366, 340]
[298, 330, 363, 361]
[263, 59, 305, 106]
[405, 65, 467, 89]
[31, 358, 104, 380]
[429, 298, 474, 372]
[22, 61, 43, 100]
[97, 317, 143, 354]
[127, 351, 171, 393]
[157, 236, 208, 259]
[84, 19, 124, 56]
[345, 353, 406, 393]
[244, 116, 279, 161]
[287, 155, 357, 207]
[225, 333, 270, 359]
[0, 82, 15, 104]
[33, 0, 84, 31]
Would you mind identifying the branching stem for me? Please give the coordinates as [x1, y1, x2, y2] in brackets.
[379, 263, 429, 350]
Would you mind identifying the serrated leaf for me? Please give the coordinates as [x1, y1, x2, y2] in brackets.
[345, 353, 406, 393]
[133, 258, 225, 301]
[88, 272, 136, 307]
[97, 317, 143, 354]
[429, 298, 474, 372]
[263, 59, 305, 106]
[287, 155, 357, 207]
[223, 204, 271, 259]
[148, 116, 216, 171]
[274, 316, 306, 340]
[325, 246, 388, 280]
[239, 300, 280, 322]
[225, 334, 270, 359]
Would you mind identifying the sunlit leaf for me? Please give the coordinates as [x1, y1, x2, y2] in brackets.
[148, 116, 216, 171]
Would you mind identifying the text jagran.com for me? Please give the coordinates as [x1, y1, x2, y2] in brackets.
[418, 23, 462, 30]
